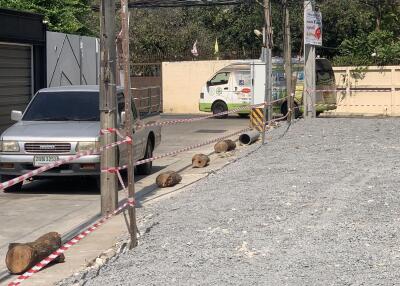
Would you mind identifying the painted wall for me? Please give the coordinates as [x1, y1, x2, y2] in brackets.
[162, 60, 237, 114]
[162, 60, 400, 116]
[332, 66, 400, 116]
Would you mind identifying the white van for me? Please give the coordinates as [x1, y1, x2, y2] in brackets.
[199, 58, 336, 118]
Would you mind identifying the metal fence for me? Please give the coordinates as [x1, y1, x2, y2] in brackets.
[131, 86, 162, 115]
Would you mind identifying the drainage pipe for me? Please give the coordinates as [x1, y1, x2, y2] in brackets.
[239, 130, 260, 145]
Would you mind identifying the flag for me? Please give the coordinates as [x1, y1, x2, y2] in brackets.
[214, 38, 219, 55]
[191, 40, 199, 57]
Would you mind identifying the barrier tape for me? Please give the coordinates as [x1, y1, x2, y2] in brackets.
[8, 200, 134, 286]
[305, 88, 395, 93]
[102, 127, 254, 173]
[298, 103, 400, 108]
[8, 113, 290, 285]
[102, 111, 292, 174]
[137, 97, 289, 130]
[0, 137, 132, 191]
[0, 98, 284, 191]
[115, 169, 135, 206]
[100, 128, 126, 139]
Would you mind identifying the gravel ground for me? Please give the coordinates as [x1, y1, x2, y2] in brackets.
[62, 118, 400, 286]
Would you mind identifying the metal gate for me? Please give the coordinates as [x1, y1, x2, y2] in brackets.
[0, 43, 32, 131]
[47, 31, 99, 88]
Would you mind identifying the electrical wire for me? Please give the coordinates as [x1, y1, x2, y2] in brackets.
[92, 0, 251, 11]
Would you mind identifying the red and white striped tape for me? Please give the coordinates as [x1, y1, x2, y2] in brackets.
[137, 97, 288, 130]
[300, 103, 400, 108]
[8, 200, 134, 286]
[138, 104, 262, 129]
[114, 169, 135, 206]
[100, 128, 126, 139]
[0, 136, 132, 191]
[8, 112, 290, 285]
[103, 111, 292, 174]
[298, 88, 395, 93]
[102, 127, 253, 174]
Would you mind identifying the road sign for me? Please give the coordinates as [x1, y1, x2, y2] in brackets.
[305, 10, 322, 46]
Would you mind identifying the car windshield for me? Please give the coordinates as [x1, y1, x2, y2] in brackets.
[23, 91, 100, 121]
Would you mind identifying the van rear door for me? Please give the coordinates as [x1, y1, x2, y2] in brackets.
[234, 70, 252, 104]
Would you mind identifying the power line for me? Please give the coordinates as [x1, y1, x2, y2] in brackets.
[129, 0, 250, 8]
[92, 0, 252, 10]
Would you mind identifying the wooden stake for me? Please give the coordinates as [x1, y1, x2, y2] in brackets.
[120, 0, 137, 249]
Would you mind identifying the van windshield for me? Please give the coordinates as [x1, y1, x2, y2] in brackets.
[23, 91, 100, 121]
[209, 72, 230, 86]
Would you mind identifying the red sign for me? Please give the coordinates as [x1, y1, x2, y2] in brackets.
[241, 88, 251, 94]
[315, 27, 321, 40]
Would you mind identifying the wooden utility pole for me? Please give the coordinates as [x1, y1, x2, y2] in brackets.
[262, 0, 273, 144]
[283, 0, 293, 122]
[304, 0, 316, 118]
[120, 0, 138, 248]
[99, 0, 118, 215]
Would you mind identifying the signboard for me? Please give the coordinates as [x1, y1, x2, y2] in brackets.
[305, 10, 322, 46]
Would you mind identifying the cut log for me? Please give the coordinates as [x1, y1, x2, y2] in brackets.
[214, 139, 236, 153]
[192, 154, 210, 168]
[156, 171, 182, 188]
[6, 232, 65, 274]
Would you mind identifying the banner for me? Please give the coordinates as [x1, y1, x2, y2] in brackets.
[305, 10, 322, 46]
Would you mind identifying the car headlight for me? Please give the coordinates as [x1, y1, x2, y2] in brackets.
[76, 141, 99, 152]
[0, 141, 20, 152]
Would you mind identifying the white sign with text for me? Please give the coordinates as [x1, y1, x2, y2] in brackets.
[305, 10, 322, 46]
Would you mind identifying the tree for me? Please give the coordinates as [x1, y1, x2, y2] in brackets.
[0, 0, 97, 35]
[356, 0, 400, 32]
[333, 30, 400, 66]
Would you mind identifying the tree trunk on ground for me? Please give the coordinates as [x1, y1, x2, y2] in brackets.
[6, 232, 65, 274]
[156, 171, 182, 188]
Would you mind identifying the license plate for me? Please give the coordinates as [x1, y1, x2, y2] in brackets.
[33, 155, 59, 167]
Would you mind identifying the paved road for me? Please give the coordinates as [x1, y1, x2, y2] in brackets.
[61, 118, 400, 286]
[0, 115, 249, 276]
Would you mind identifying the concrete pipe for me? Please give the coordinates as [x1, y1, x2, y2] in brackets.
[239, 130, 260, 145]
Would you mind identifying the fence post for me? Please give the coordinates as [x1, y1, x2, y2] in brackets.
[120, 0, 137, 249]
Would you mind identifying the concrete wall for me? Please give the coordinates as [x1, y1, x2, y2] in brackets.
[162, 60, 400, 116]
[332, 66, 400, 116]
[162, 60, 236, 114]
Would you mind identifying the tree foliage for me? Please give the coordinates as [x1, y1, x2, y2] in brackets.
[0, 0, 97, 35]
[334, 30, 400, 66]
[1, 0, 399, 66]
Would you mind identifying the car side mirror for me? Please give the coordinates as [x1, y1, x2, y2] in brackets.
[11, 110, 22, 121]
[207, 80, 211, 87]
[120, 111, 126, 125]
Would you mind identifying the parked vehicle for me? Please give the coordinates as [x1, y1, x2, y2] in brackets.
[0, 85, 161, 192]
[199, 57, 337, 118]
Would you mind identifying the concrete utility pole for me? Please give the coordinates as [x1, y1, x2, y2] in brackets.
[262, 0, 273, 144]
[99, 0, 118, 215]
[304, 0, 316, 118]
[120, 0, 138, 249]
[283, 0, 293, 122]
